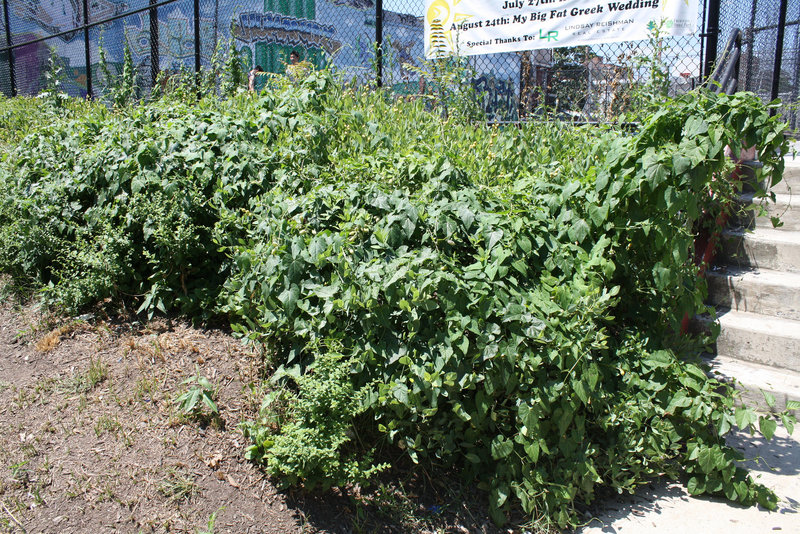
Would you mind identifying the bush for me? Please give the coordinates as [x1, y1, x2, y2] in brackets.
[0, 71, 793, 529]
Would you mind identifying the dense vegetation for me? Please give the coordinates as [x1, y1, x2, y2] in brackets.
[0, 71, 795, 529]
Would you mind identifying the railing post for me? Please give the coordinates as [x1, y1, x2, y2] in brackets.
[150, 0, 159, 89]
[2, 0, 15, 97]
[790, 26, 800, 131]
[83, 0, 92, 98]
[744, 0, 758, 92]
[376, 0, 383, 88]
[194, 0, 201, 93]
[703, 0, 720, 80]
[771, 0, 788, 109]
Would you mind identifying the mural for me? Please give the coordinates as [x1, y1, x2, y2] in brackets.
[0, 0, 521, 118]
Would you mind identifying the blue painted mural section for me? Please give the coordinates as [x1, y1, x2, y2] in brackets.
[1, 0, 429, 97]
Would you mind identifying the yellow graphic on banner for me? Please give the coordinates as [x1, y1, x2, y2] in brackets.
[426, 0, 474, 55]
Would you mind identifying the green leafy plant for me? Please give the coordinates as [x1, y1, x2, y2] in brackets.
[174, 365, 219, 419]
[242, 348, 388, 489]
[615, 19, 672, 121]
[40, 48, 69, 109]
[0, 69, 793, 530]
[98, 40, 138, 107]
[196, 507, 224, 534]
[222, 39, 244, 97]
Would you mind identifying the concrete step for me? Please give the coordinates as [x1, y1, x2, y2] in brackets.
[719, 227, 800, 273]
[704, 354, 800, 413]
[774, 156, 800, 194]
[698, 309, 800, 372]
[735, 192, 799, 231]
[707, 266, 800, 320]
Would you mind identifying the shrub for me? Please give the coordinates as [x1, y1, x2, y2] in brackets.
[0, 70, 793, 529]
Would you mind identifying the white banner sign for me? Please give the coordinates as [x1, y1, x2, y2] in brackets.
[424, 0, 699, 57]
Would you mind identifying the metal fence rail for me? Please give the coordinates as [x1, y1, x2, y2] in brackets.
[716, 0, 800, 132]
[1, 0, 795, 125]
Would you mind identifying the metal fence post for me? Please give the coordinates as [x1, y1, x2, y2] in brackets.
[771, 0, 788, 107]
[744, 0, 758, 92]
[703, 0, 720, 80]
[790, 26, 800, 130]
[376, 0, 383, 88]
[194, 0, 201, 93]
[2, 0, 15, 97]
[150, 0, 159, 89]
[83, 0, 92, 98]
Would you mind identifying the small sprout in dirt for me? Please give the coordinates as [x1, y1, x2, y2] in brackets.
[30, 483, 44, 506]
[34, 376, 58, 396]
[8, 460, 30, 485]
[76, 394, 88, 414]
[158, 467, 198, 502]
[21, 442, 38, 459]
[39, 456, 52, 475]
[12, 388, 31, 410]
[94, 414, 122, 437]
[134, 373, 163, 404]
[174, 365, 219, 420]
[66, 357, 109, 393]
[196, 506, 224, 534]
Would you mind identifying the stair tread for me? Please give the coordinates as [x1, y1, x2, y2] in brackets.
[740, 192, 797, 205]
[705, 355, 800, 395]
[707, 265, 800, 288]
[722, 227, 800, 243]
[703, 355, 800, 411]
[713, 308, 800, 338]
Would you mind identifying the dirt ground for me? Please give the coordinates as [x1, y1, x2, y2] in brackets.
[0, 299, 507, 534]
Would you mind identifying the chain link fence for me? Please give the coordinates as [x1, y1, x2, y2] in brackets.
[4, 0, 793, 125]
[717, 0, 800, 133]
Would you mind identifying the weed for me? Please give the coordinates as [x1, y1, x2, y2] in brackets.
[20, 443, 37, 459]
[97, 483, 116, 503]
[8, 460, 30, 486]
[94, 414, 122, 437]
[158, 468, 198, 502]
[196, 507, 224, 534]
[134, 373, 164, 404]
[33, 377, 58, 396]
[174, 365, 219, 420]
[76, 395, 87, 414]
[12, 388, 31, 410]
[65, 358, 109, 393]
[40, 47, 69, 109]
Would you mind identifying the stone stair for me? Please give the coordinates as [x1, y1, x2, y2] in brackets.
[703, 155, 800, 412]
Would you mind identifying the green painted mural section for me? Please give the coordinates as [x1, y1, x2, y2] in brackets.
[254, 43, 325, 74]
[264, 0, 316, 20]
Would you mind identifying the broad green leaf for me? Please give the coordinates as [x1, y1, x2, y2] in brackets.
[588, 204, 609, 227]
[491, 436, 513, 459]
[517, 236, 532, 254]
[761, 390, 776, 409]
[573, 379, 589, 404]
[759, 416, 777, 440]
[735, 407, 758, 430]
[568, 219, 590, 243]
[780, 413, 795, 435]
[493, 483, 509, 507]
[687, 476, 704, 495]
[278, 285, 300, 314]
